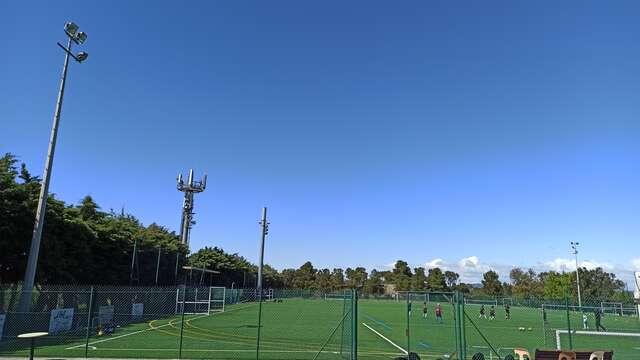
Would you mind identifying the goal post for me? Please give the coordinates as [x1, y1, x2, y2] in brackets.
[600, 302, 623, 316]
[465, 298, 498, 306]
[175, 286, 226, 315]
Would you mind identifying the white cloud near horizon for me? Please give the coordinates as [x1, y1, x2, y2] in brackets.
[382, 256, 640, 285]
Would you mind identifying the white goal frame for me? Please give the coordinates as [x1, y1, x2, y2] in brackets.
[555, 329, 640, 350]
[465, 299, 498, 306]
[175, 286, 226, 315]
[600, 301, 623, 316]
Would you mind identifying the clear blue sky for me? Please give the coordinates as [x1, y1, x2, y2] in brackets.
[2, 1, 639, 283]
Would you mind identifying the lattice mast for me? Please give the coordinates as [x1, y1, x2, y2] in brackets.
[177, 169, 207, 248]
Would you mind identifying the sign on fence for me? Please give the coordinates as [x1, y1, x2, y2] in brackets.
[99, 305, 114, 325]
[0, 314, 5, 341]
[132, 303, 144, 320]
[48, 308, 74, 334]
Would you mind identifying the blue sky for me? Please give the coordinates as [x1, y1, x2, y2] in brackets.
[2, 1, 639, 284]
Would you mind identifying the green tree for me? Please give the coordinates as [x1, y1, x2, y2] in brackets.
[330, 268, 345, 289]
[364, 269, 384, 294]
[391, 260, 412, 291]
[315, 268, 332, 290]
[509, 268, 543, 298]
[426, 267, 447, 291]
[346, 267, 368, 288]
[444, 271, 460, 289]
[481, 270, 503, 296]
[412, 267, 426, 290]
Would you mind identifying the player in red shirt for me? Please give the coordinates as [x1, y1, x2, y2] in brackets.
[435, 303, 443, 323]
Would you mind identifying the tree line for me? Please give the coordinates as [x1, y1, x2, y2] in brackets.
[0, 153, 632, 303]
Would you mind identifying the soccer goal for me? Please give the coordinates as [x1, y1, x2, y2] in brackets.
[465, 299, 498, 306]
[175, 286, 225, 315]
[325, 292, 349, 301]
[600, 302, 623, 316]
[501, 297, 512, 306]
[555, 329, 640, 350]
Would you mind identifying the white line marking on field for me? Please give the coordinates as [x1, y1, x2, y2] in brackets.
[362, 322, 407, 355]
[65, 304, 255, 350]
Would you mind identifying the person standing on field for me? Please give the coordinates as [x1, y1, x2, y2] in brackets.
[595, 309, 606, 332]
[435, 303, 443, 323]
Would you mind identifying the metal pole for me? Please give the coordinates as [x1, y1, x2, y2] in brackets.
[130, 239, 138, 285]
[572, 242, 582, 308]
[256, 207, 267, 360]
[257, 207, 267, 293]
[155, 247, 161, 286]
[85, 286, 94, 358]
[19, 37, 73, 312]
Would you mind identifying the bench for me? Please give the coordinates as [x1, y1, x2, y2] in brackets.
[534, 349, 613, 360]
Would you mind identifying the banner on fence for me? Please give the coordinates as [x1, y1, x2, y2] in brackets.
[49, 308, 74, 334]
[0, 314, 5, 341]
[132, 303, 144, 319]
[99, 305, 114, 325]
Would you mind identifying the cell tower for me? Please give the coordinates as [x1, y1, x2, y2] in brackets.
[177, 169, 207, 248]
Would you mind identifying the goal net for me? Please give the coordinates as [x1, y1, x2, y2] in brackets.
[175, 286, 225, 314]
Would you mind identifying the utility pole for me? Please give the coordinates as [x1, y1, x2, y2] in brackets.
[571, 242, 582, 308]
[19, 22, 89, 313]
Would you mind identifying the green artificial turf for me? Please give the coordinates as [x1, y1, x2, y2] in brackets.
[0, 298, 638, 359]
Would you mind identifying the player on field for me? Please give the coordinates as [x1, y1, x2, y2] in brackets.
[408, 301, 412, 317]
[504, 303, 511, 320]
[595, 309, 606, 332]
[479, 305, 486, 319]
[423, 302, 428, 319]
[489, 305, 496, 320]
[435, 303, 443, 323]
[582, 313, 588, 329]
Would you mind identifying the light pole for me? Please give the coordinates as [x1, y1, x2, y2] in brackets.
[571, 242, 582, 308]
[19, 22, 89, 312]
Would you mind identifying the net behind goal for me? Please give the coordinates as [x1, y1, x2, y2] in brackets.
[175, 286, 225, 314]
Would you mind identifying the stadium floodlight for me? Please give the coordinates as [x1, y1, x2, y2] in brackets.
[76, 51, 89, 62]
[64, 22, 79, 36]
[75, 31, 87, 44]
[18, 21, 90, 314]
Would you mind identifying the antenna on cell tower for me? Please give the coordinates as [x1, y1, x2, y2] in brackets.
[176, 169, 207, 248]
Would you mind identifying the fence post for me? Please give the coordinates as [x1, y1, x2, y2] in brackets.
[565, 294, 573, 350]
[406, 292, 410, 355]
[84, 286, 94, 359]
[178, 286, 186, 359]
[256, 288, 264, 360]
[351, 288, 358, 360]
[459, 292, 467, 360]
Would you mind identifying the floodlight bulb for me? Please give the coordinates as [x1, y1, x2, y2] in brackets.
[76, 32, 87, 44]
[64, 22, 79, 36]
[76, 52, 89, 62]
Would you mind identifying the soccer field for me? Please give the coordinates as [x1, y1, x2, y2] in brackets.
[1, 298, 638, 359]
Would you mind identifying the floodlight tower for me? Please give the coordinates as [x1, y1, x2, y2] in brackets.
[571, 241, 582, 308]
[20, 21, 89, 313]
[177, 169, 207, 248]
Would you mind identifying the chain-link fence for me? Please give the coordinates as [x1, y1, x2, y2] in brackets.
[461, 293, 640, 359]
[0, 285, 356, 360]
[1, 285, 637, 359]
